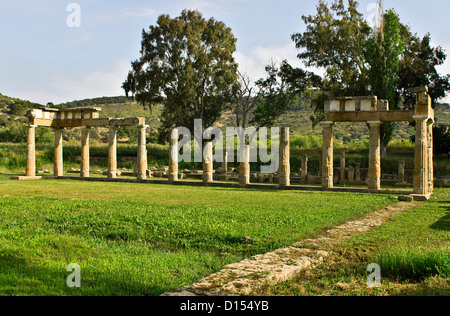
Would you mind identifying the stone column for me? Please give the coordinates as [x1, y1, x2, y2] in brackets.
[355, 162, 361, 183]
[301, 153, 308, 184]
[347, 166, 355, 183]
[340, 152, 346, 182]
[80, 127, 90, 178]
[168, 129, 179, 183]
[398, 160, 406, 185]
[107, 127, 118, 179]
[367, 121, 381, 191]
[318, 149, 322, 177]
[427, 120, 434, 194]
[54, 128, 64, 178]
[321, 122, 334, 188]
[26, 125, 37, 177]
[222, 152, 228, 174]
[239, 145, 250, 187]
[413, 116, 429, 195]
[368, 121, 381, 191]
[203, 142, 213, 183]
[278, 127, 290, 187]
[136, 125, 148, 180]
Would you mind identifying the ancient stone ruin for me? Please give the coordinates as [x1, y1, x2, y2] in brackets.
[12, 107, 148, 181]
[14, 86, 434, 201]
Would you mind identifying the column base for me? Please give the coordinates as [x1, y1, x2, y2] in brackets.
[410, 193, 432, 201]
[11, 176, 42, 181]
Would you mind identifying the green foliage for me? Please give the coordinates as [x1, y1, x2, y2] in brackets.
[251, 62, 299, 127]
[123, 10, 239, 143]
[433, 124, 450, 155]
[291, 0, 371, 96]
[57, 96, 131, 108]
[291, 0, 450, 119]
[290, 135, 322, 149]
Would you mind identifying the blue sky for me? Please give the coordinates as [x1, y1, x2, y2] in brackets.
[1, 0, 449, 104]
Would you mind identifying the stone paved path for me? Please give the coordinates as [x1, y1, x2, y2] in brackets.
[161, 202, 416, 296]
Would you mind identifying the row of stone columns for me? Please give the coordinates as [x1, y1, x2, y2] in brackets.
[166, 127, 292, 187]
[320, 118, 433, 196]
[25, 124, 148, 180]
[320, 121, 384, 191]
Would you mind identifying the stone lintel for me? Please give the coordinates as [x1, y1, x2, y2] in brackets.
[27, 117, 146, 128]
[325, 110, 414, 122]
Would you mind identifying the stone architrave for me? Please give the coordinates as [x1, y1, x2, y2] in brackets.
[107, 127, 118, 179]
[301, 154, 308, 184]
[239, 145, 250, 187]
[136, 125, 148, 180]
[203, 142, 213, 183]
[368, 121, 381, 191]
[26, 125, 37, 177]
[168, 129, 179, 183]
[278, 127, 290, 187]
[413, 116, 429, 196]
[321, 122, 334, 188]
[54, 128, 64, 177]
[80, 127, 90, 178]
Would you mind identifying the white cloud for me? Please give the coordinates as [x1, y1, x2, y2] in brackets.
[23, 59, 131, 104]
[234, 43, 324, 84]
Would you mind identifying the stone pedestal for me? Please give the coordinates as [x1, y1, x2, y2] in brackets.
[368, 121, 381, 191]
[107, 127, 118, 179]
[278, 127, 290, 187]
[80, 127, 90, 178]
[321, 122, 334, 188]
[203, 142, 213, 183]
[54, 128, 64, 177]
[136, 125, 148, 180]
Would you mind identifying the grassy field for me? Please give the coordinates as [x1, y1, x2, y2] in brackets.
[0, 174, 402, 296]
[255, 188, 450, 296]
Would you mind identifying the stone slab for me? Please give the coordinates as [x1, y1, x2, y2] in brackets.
[11, 176, 42, 181]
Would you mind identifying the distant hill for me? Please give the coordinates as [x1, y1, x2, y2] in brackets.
[2, 92, 449, 143]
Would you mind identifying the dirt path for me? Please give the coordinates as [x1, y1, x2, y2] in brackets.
[161, 201, 417, 296]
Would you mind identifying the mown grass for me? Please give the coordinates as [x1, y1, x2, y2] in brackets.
[256, 188, 449, 296]
[0, 175, 398, 296]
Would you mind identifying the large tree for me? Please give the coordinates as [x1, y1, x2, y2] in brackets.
[291, 0, 450, 153]
[122, 10, 238, 142]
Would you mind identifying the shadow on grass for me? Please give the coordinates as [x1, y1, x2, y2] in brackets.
[430, 211, 450, 231]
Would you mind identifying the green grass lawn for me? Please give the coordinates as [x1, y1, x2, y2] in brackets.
[0, 175, 399, 296]
[256, 188, 449, 296]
